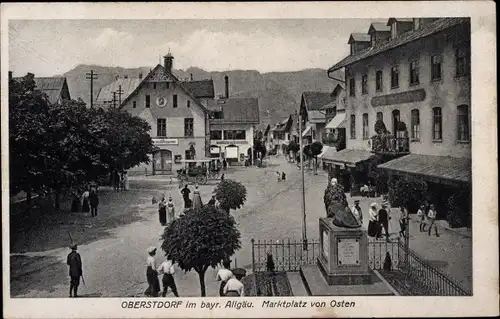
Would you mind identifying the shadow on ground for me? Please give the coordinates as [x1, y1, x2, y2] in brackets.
[10, 255, 67, 296]
[10, 189, 155, 253]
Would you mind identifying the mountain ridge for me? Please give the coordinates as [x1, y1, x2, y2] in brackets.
[60, 64, 343, 124]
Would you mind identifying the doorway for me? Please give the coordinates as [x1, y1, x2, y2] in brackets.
[392, 110, 400, 136]
[153, 149, 173, 175]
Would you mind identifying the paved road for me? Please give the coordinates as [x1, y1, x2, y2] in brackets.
[9, 156, 471, 297]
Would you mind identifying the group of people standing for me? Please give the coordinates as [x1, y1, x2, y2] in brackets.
[367, 200, 396, 240]
[73, 186, 99, 217]
[157, 195, 176, 226]
[417, 203, 440, 237]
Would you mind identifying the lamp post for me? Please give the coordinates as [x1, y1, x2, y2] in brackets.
[298, 111, 307, 250]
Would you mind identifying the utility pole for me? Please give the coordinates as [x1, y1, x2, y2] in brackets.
[85, 70, 98, 108]
[298, 111, 307, 250]
[112, 92, 117, 108]
[117, 85, 124, 106]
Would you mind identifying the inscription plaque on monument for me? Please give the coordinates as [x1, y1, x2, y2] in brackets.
[337, 238, 360, 265]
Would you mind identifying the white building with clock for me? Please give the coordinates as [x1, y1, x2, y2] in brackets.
[96, 53, 215, 175]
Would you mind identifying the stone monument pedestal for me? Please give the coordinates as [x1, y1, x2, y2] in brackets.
[317, 217, 371, 285]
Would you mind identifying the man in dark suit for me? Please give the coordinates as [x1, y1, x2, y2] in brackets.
[67, 244, 83, 297]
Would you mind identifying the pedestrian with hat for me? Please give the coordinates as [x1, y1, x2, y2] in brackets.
[67, 244, 83, 297]
[378, 201, 390, 240]
[351, 199, 363, 225]
[216, 259, 233, 296]
[158, 195, 167, 226]
[145, 246, 160, 297]
[223, 268, 246, 297]
[367, 203, 379, 237]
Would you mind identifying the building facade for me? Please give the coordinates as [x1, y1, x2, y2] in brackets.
[299, 92, 333, 144]
[11, 74, 71, 105]
[119, 54, 215, 175]
[328, 17, 471, 223]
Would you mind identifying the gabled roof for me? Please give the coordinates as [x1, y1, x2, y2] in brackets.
[95, 78, 142, 106]
[182, 80, 215, 98]
[387, 18, 414, 26]
[331, 83, 345, 97]
[209, 97, 259, 124]
[119, 64, 208, 113]
[329, 18, 469, 73]
[348, 33, 371, 44]
[368, 22, 391, 33]
[13, 76, 69, 104]
[301, 91, 334, 111]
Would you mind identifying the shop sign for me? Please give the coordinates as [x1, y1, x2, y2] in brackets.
[371, 89, 426, 107]
[153, 138, 179, 145]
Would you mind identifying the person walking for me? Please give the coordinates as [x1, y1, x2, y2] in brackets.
[81, 188, 90, 214]
[192, 185, 203, 209]
[181, 185, 191, 209]
[281, 172, 286, 181]
[427, 204, 440, 237]
[378, 201, 390, 240]
[417, 204, 427, 232]
[398, 206, 407, 238]
[351, 199, 363, 225]
[89, 188, 99, 217]
[223, 269, 246, 297]
[157, 254, 179, 297]
[216, 259, 233, 296]
[367, 203, 379, 238]
[158, 195, 167, 226]
[166, 196, 175, 224]
[67, 244, 83, 298]
[145, 247, 160, 297]
[222, 158, 227, 171]
[114, 170, 121, 192]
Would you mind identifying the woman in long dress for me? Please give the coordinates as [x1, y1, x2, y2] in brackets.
[81, 189, 90, 213]
[145, 247, 160, 297]
[158, 195, 167, 226]
[123, 171, 129, 191]
[166, 196, 175, 224]
[367, 203, 379, 237]
[192, 185, 203, 209]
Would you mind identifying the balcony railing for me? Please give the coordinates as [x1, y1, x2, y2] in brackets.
[322, 133, 337, 146]
[371, 135, 410, 154]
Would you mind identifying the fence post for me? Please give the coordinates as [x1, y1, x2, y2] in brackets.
[251, 238, 255, 273]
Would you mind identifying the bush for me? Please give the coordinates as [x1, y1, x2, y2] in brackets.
[447, 188, 471, 228]
[388, 176, 427, 213]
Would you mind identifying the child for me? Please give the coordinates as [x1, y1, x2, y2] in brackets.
[276, 171, 281, 182]
[417, 204, 426, 232]
[281, 172, 286, 181]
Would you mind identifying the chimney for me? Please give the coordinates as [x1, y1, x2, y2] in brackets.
[139, 72, 143, 79]
[224, 75, 229, 99]
[164, 52, 174, 73]
[190, 73, 193, 81]
[9, 71, 12, 81]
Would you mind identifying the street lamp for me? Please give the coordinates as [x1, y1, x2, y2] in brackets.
[297, 111, 307, 250]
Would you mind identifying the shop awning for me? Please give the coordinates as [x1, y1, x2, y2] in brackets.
[377, 154, 471, 184]
[321, 148, 374, 167]
[302, 125, 312, 137]
[325, 113, 346, 129]
[318, 146, 337, 159]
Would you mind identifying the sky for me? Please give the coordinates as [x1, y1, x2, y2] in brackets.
[9, 19, 386, 77]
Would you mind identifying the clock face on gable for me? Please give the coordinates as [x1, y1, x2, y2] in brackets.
[156, 97, 167, 107]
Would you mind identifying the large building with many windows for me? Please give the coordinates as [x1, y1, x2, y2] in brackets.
[118, 53, 215, 175]
[327, 17, 471, 222]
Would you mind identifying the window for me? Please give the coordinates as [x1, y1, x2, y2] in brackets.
[361, 74, 368, 94]
[187, 100, 191, 108]
[133, 101, 137, 108]
[391, 66, 399, 88]
[371, 34, 376, 47]
[432, 107, 442, 140]
[145, 95, 151, 108]
[376, 112, 383, 122]
[362, 113, 369, 139]
[223, 130, 246, 140]
[166, 82, 170, 89]
[213, 111, 223, 119]
[157, 119, 166, 137]
[350, 44, 354, 55]
[174, 155, 182, 164]
[153, 83, 157, 90]
[376, 70, 383, 92]
[210, 130, 222, 140]
[411, 109, 420, 140]
[457, 105, 470, 142]
[431, 55, 442, 80]
[184, 118, 194, 137]
[410, 60, 419, 85]
[350, 114, 356, 139]
[456, 47, 470, 76]
[173, 95, 178, 108]
[349, 78, 355, 96]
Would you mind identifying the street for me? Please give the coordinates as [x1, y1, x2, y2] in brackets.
[9, 156, 472, 297]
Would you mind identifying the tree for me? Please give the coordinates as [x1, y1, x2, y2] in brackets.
[310, 141, 324, 175]
[214, 179, 247, 214]
[287, 141, 300, 162]
[161, 205, 241, 296]
[303, 144, 313, 169]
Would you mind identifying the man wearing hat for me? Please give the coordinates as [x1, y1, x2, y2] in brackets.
[351, 200, 363, 225]
[67, 244, 83, 297]
[378, 201, 390, 240]
[223, 268, 246, 297]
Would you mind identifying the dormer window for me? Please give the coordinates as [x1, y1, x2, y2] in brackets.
[413, 18, 421, 30]
[371, 34, 376, 46]
[391, 22, 398, 39]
